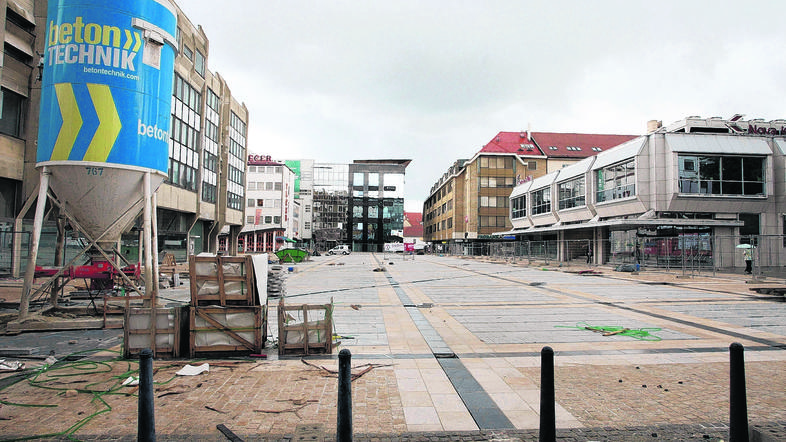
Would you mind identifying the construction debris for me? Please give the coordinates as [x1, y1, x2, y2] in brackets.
[556, 322, 662, 341]
[0, 360, 24, 371]
[176, 363, 210, 376]
[299, 358, 394, 381]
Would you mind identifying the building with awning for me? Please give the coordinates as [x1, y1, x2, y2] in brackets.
[501, 116, 785, 267]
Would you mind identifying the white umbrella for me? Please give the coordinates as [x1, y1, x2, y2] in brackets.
[735, 244, 755, 249]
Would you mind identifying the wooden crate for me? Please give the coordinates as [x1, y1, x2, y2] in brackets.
[190, 255, 257, 306]
[124, 306, 189, 359]
[278, 298, 333, 356]
[190, 306, 266, 357]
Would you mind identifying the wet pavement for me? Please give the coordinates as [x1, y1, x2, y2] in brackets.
[1, 253, 785, 441]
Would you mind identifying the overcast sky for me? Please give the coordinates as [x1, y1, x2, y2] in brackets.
[179, 0, 786, 212]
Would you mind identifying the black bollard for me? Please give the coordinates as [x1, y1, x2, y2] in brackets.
[138, 348, 156, 442]
[539, 346, 556, 442]
[729, 342, 749, 442]
[337, 349, 352, 442]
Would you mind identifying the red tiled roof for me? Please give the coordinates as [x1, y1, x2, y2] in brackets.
[479, 131, 638, 158]
[403, 212, 423, 238]
[531, 132, 639, 158]
[480, 131, 543, 155]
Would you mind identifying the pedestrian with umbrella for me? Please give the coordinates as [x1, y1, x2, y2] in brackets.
[737, 244, 753, 275]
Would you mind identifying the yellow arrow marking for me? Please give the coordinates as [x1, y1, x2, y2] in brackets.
[52, 83, 82, 161]
[83, 84, 122, 162]
[124, 29, 132, 50]
[133, 31, 142, 52]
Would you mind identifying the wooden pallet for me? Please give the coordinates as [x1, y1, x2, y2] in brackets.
[278, 298, 333, 356]
[124, 306, 189, 359]
[190, 306, 266, 357]
[189, 255, 258, 306]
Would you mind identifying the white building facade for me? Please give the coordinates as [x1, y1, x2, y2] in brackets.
[506, 116, 786, 272]
[239, 155, 298, 252]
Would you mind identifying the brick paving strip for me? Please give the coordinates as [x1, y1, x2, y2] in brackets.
[1, 355, 785, 440]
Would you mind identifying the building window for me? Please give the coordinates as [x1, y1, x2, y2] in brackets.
[558, 177, 586, 210]
[531, 188, 551, 215]
[596, 159, 635, 203]
[480, 196, 509, 208]
[511, 195, 526, 218]
[265, 216, 272, 224]
[183, 45, 193, 60]
[194, 50, 205, 77]
[274, 216, 281, 224]
[246, 216, 254, 224]
[480, 156, 513, 168]
[0, 88, 25, 137]
[169, 75, 200, 191]
[247, 199, 255, 207]
[202, 89, 220, 203]
[202, 183, 216, 203]
[678, 155, 765, 196]
[527, 161, 537, 170]
[227, 111, 247, 210]
[480, 216, 507, 227]
[480, 176, 514, 188]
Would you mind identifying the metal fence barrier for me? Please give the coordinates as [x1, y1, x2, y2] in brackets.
[436, 234, 786, 278]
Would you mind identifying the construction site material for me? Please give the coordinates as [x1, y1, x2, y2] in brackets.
[190, 255, 257, 306]
[556, 322, 662, 341]
[274, 248, 309, 263]
[124, 306, 189, 359]
[190, 306, 267, 357]
[267, 265, 287, 297]
[251, 254, 269, 305]
[278, 298, 333, 356]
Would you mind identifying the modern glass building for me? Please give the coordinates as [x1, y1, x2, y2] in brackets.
[312, 163, 350, 250]
[348, 160, 410, 252]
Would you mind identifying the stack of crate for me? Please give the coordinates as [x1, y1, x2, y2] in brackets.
[124, 305, 189, 359]
[188, 255, 267, 357]
[277, 297, 334, 356]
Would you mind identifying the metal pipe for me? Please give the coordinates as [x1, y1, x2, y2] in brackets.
[19, 168, 51, 319]
[151, 191, 160, 301]
[143, 172, 153, 305]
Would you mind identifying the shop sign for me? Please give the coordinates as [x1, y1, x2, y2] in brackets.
[248, 154, 273, 164]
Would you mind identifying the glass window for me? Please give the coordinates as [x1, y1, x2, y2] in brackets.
[0, 88, 24, 137]
[558, 177, 585, 210]
[678, 155, 765, 196]
[531, 188, 551, 215]
[194, 50, 205, 77]
[596, 159, 635, 202]
[353, 172, 364, 186]
[512, 195, 526, 218]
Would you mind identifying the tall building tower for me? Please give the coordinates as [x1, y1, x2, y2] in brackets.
[348, 160, 410, 252]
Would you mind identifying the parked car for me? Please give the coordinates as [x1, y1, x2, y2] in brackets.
[327, 245, 351, 255]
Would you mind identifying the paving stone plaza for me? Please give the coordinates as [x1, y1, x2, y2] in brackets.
[1, 253, 785, 441]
